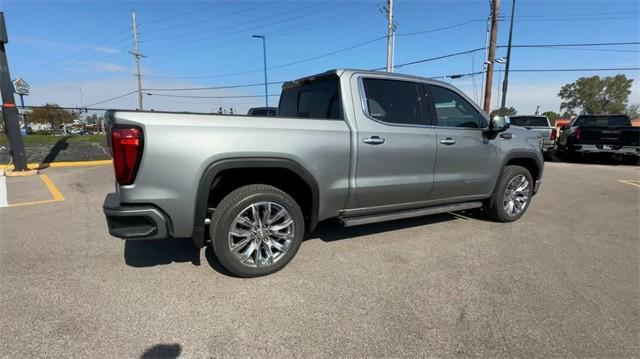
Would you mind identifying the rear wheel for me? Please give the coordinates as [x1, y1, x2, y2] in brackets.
[209, 184, 304, 277]
[485, 165, 533, 222]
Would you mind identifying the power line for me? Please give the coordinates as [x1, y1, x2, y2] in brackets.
[143, 81, 285, 92]
[139, 2, 273, 36]
[144, 35, 387, 80]
[86, 90, 138, 107]
[137, 2, 225, 27]
[396, 18, 485, 37]
[145, 93, 280, 99]
[374, 42, 640, 71]
[141, 2, 329, 44]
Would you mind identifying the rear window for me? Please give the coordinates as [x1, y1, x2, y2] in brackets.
[278, 76, 342, 119]
[510, 116, 549, 127]
[573, 115, 631, 127]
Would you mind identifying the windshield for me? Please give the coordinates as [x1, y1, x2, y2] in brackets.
[572, 115, 631, 127]
[509, 116, 549, 127]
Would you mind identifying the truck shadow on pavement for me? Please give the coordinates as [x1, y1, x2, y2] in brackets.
[140, 343, 181, 359]
[124, 240, 201, 267]
[123, 210, 481, 277]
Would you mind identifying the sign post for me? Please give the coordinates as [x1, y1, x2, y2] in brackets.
[0, 12, 28, 171]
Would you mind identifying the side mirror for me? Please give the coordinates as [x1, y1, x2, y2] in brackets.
[489, 116, 510, 132]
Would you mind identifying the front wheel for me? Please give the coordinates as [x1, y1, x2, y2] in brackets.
[209, 184, 305, 277]
[485, 165, 534, 222]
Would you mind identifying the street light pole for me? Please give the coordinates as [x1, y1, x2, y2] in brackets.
[252, 35, 268, 107]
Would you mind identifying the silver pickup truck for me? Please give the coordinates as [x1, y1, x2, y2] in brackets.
[103, 69, 544, 277]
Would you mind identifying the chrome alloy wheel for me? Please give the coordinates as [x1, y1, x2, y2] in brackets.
[228, 201, 295, 268]
[503, 174, 530, 217]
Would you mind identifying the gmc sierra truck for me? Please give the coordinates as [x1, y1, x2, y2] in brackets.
[556, 114, 640, 161]
[103, 69, 544, 277]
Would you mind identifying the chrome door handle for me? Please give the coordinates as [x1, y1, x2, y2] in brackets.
[440, 138, 456, 145]
[363, 136, 386, 145]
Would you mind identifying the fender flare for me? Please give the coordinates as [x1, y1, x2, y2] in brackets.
[191, 157, 320, 248]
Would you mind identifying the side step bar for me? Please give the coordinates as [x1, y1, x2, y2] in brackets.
[339, 201, 483, 227]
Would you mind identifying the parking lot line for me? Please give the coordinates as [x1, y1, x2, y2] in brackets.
[617, 179, 640, 189]
[0, 175, 8, 208]
[7, 174, 65, 208]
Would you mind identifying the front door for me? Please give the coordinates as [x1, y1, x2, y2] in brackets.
[425, 84, 500, 199]
[353, 76, 436, 208]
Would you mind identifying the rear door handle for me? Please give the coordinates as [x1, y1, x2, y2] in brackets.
[440, 138, 456, 145]
[363, 136, 386, 145]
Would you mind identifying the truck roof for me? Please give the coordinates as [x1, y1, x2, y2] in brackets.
[283, 69, 453, 89]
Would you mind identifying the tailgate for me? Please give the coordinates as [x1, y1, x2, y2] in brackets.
[577, 126, 640, 146]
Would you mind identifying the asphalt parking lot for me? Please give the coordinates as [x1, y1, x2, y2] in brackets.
[1, 162, 638, 358]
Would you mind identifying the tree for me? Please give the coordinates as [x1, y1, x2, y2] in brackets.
[558, 75, 633, 115]
[626, 104, 640, 119]
[541, 111, 559, 125]
[29, 104, 74, 129]
[490, 106, 518, 117]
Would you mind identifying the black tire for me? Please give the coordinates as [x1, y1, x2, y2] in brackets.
[485, 165, 534, 222]
[209, 184, 304, 277]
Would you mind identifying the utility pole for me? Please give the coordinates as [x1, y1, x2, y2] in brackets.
[129, 11, 145, 110]
[252, 35, 268, 107]
[483, 0, 500, 114]
[0, 12, 28, 171]
[480, 16, 490, 103]
[384, 0, 395, 72]
[501, 0, 516, 109]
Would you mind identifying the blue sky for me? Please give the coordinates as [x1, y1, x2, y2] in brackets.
[1, 0, 638, 113]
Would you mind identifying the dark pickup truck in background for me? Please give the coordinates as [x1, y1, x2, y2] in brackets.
[557, 114, 640, 161]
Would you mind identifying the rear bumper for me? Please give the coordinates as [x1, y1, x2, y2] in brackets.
[573, 144, 640, 156]
[103, 192, 170, 240]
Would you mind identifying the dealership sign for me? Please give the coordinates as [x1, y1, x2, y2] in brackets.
[13, 77, 29, 95]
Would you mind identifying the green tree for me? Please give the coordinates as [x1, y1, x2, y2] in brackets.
[29, 104, 75, 129]
[490, 106, 518, 117]
[541, 111, 559, 125]
[626, 104, 640, 118]
[559, 75, 633, 115]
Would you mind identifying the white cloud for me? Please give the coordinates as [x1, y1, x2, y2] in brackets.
[93, 63, 126, 73]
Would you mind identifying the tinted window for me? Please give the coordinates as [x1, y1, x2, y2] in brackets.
[573, 115, 631, 127]
[362, 78, 423, 125]
[428, 85, 481, 128]
[510, 116, 549, 127]
[278, 76, 342, 119]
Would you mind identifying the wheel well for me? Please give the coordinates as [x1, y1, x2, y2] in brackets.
[207, 167, 314, 227]
[506, 157, 539, 180]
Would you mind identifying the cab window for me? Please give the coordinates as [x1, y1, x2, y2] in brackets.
[361, 78, 425, 126]
[427, 85, 482, 128]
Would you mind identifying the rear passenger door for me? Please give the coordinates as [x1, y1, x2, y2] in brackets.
[425, 84, 500, 199]
[352, 77, 437, 208]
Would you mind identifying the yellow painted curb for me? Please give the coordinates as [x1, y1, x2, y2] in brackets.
[1, 159, 112, 171]
[7, 174, 65, 208]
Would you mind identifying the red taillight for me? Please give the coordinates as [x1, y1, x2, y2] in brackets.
[550, 128, 557, 141]
[111, 127, 143, 185]
[575, 127, 581, 141]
